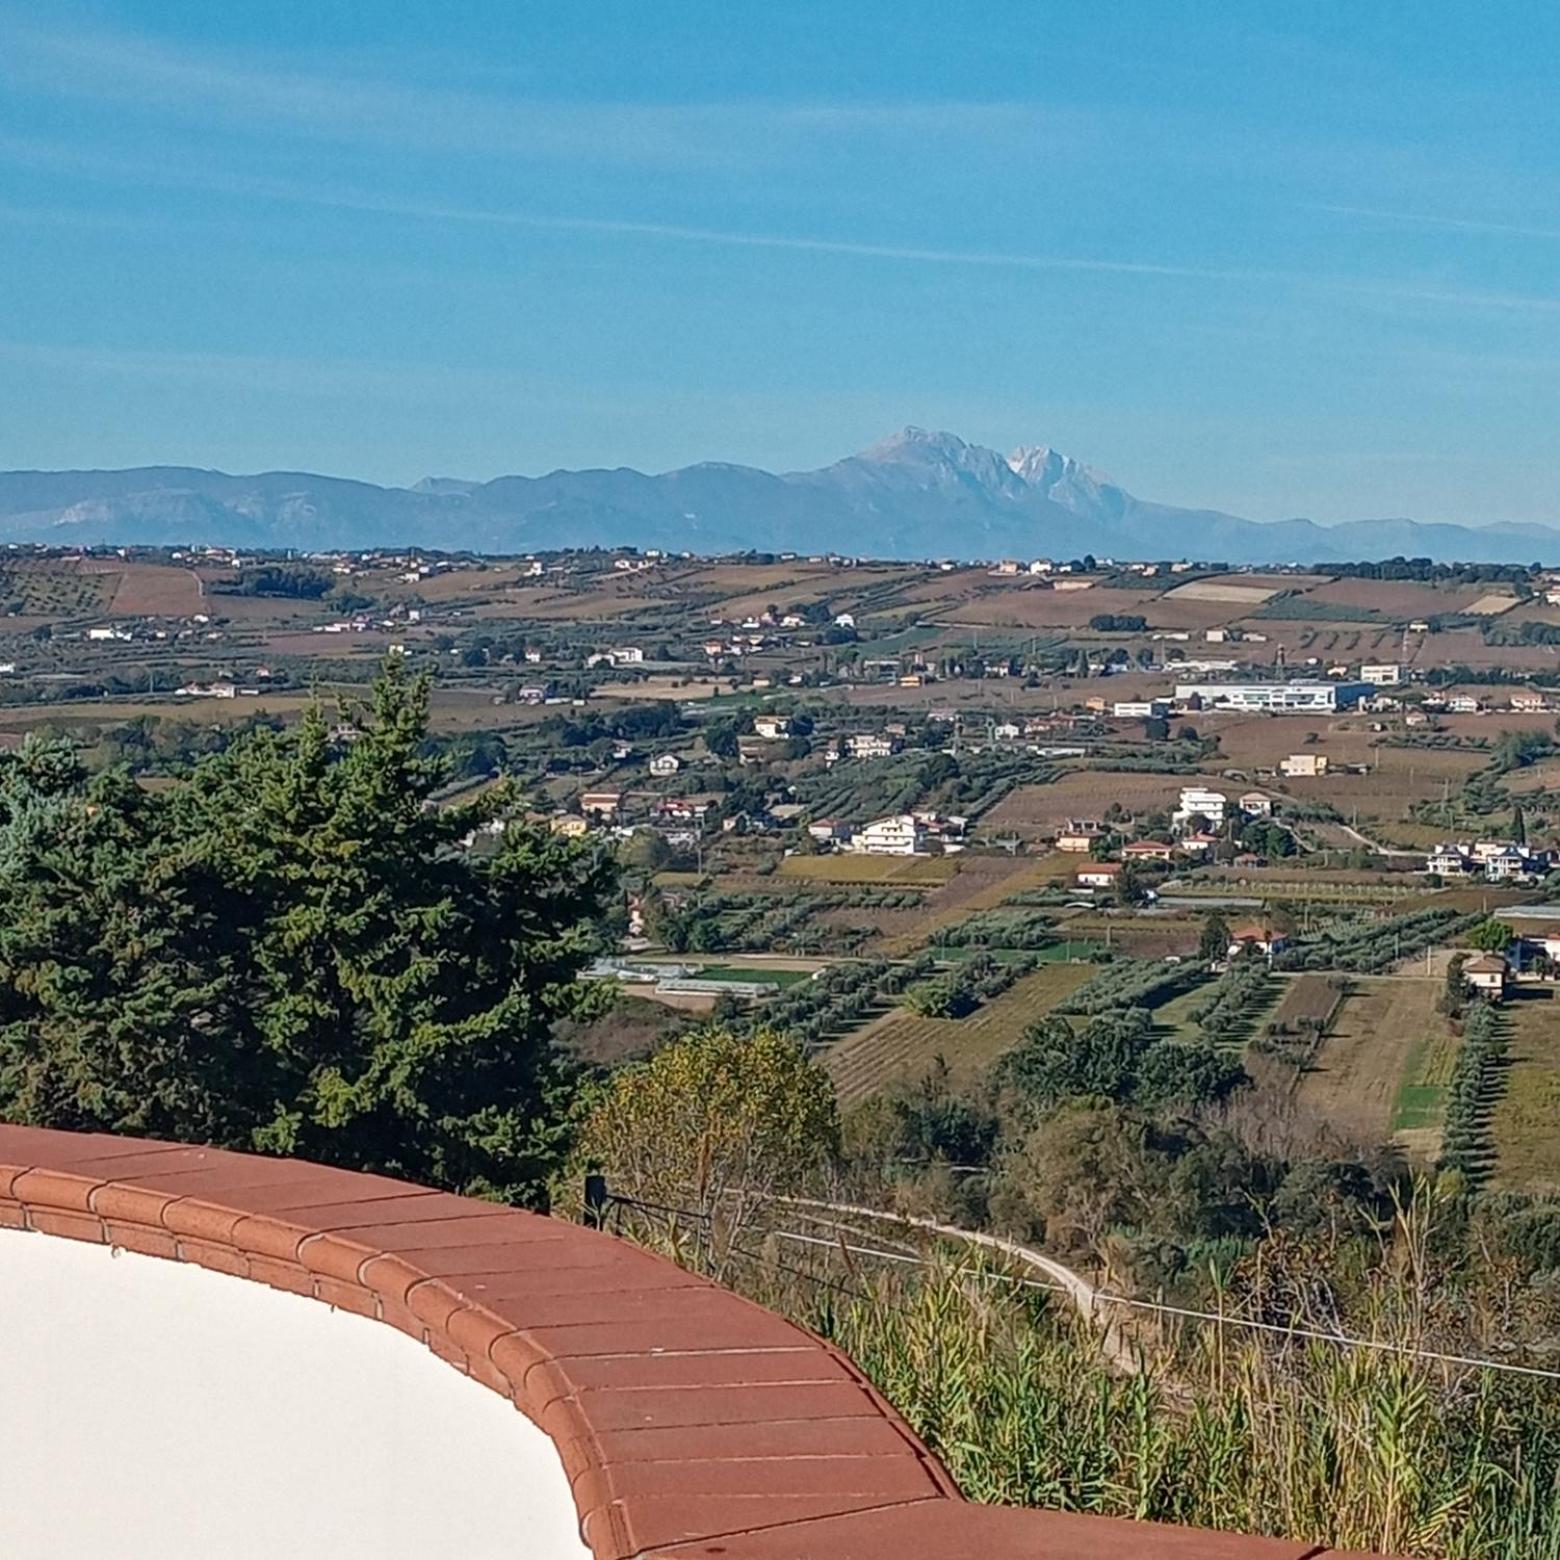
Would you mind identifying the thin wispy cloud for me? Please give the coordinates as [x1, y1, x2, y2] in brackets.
[0, 339, 527, 402]
[1317, 203, 1560, 243]
[0, 17, 1079, 169]
[8, 127, 1560, 322]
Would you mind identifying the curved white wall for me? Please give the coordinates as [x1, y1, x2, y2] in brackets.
[0, 1231, 590, 1560]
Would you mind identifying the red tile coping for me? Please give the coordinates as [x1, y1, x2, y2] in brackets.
[0, 1124, 1389, 1560]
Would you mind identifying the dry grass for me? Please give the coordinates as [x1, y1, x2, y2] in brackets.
[985, 771, 1231, 835]
[825, 961, 1093, 1102]
[1297, 977, 1450, 1150]
[108, 563, 204, 617]
[1275, 746, 1486, 822]
[1465, 592, 1522, 616]
[1165, 579, 1281, 604]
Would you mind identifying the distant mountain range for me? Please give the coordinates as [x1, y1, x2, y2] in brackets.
[3, 428, 1557, 565]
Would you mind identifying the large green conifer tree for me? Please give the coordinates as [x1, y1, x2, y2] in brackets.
[0, 660, 614, 1205]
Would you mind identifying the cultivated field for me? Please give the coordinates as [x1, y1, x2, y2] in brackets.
[824, 961, 1093, 1103]
[1297, 977, 1452, 1150]
[1165, 579, 1281, 605]
[108, 564, 204, 617]
[1275, 746, 1487, 823]
[778, 854, 960, 886]
[1490, 990, 1560, 1192]
[1302, 578, 1492, 617]
[1391, 1009, 1463, 1162]
[1466, 592, 1522, 616]
[1270, 971, 1346, 1030]
[875, 855, 1081, 954]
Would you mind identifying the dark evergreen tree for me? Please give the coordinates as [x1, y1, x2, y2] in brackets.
[0, 660, 615, 1206]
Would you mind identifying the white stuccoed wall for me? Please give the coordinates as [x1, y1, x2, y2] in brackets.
[0, 1231, 591, 1560]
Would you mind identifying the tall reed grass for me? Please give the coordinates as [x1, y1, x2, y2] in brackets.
[798, 1262, 1560, 1559]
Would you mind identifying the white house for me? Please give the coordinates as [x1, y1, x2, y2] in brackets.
[1173, 786, 1227, 829]
[847, 733, 898, 760]
[1463, 954, 1509, 1001]
[648, 754, 682, 777]
[1076, 863, 1122, 890]
[1361, 663, 1402, 685]
[752, 714, 791, 740]
[850, 814, 925, 855]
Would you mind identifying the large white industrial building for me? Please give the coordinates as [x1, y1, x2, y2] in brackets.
[1173, 681, 1372, 713]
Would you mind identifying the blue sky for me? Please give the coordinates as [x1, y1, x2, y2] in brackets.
[4, 2, 1560, 526]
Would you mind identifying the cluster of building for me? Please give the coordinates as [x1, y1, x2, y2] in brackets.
[1425, 841, 1552, 882]
[1055, 785, 1283, 893]
[807, 811, 968, 856]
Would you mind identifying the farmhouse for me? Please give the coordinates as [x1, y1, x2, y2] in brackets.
[1239, 791, 1274, 816]
[1076, 863, 1122, 889]
[550, 814, 590, 838]
[1113, 699, 1169, 718]
[1055, 821, 1105, 853]
[1122, 839, 1176, 862]
[579, 790, 622, 818]
[752, 714, 791, 740]
[1228, 922, 1289, 958]
[648, 753, 682, 776]
[1463, 954, 1510, 1002]
[807, 818, 852, 844]
[1279, 753, 1329, 778]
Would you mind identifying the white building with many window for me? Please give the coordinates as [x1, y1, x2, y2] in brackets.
[1174, 681, 1371, 712]
[1173, 786, 1228, 829]
[849, 814, 926, 856]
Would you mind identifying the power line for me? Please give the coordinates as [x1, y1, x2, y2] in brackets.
[600, 1181, 1560, 1384]
[768, 1227, 1560, 1385]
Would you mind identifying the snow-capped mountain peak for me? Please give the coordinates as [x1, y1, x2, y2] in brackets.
[1008, 443, 1118, 515]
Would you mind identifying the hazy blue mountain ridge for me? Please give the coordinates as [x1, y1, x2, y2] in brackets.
[1, 428, 1554, 564]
